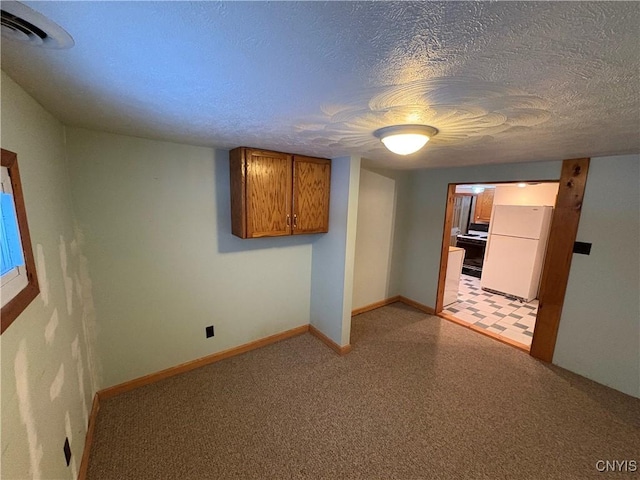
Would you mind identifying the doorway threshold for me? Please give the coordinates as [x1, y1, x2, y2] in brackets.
[438, 311, 530, 353]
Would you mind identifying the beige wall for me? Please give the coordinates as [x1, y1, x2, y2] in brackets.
[352, 168, 397, 310]
[1, 72, 100, 479]
[351, 167, 411, 311]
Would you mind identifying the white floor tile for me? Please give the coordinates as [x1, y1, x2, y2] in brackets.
[502, 323, 528, 334]
[448, 274, 536, 348]
[474, 302, 499, 314]
[497, 306, 518, 316]
[488, 298, 513, 308]
[497, 318, 520, 329]
[487, 326, 506, 335]
[498, 328, 532, 346]
[454, 311, 478, 325]
[518, 316, 536, 328]
[486, 314, 503, 325]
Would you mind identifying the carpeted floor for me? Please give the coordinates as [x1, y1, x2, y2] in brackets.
[87, 303, 640, 479]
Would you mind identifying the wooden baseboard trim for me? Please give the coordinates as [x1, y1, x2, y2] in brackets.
[351, 296, 401, 316]
[438, 312, 530, 353]
[398, 296, 436, 314]
[309, 325, 352, 355]
[99, 324, 310, 400]
[78, 393, 100, 480]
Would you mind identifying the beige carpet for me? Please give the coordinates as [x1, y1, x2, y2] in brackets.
[87, 303, 640, 479]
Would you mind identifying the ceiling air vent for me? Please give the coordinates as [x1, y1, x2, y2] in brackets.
[1, 1, 73, 48]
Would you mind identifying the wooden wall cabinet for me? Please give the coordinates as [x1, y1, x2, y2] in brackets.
[474, 188, 494, 223]
[230, 147, 331, 238]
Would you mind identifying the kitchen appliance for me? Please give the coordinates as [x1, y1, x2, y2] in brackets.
[480, 205, 553, 302]
[444, 246, 465, 306]
[456, 223, 489, 278]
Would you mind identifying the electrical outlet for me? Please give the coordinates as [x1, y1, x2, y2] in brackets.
[205, 325, 214, 338]
[63, 437, 71, 466]
[573, 241, 592, 255]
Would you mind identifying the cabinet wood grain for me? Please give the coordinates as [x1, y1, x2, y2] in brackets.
[246, 150, 292, 237]
[475, 188, 494, 222]
[229, 148, 247, 238]
[230, 148, 330, 238]
[293, 156, 330, 234]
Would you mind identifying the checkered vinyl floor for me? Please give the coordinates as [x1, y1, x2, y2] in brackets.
[443, 274, 538, 348]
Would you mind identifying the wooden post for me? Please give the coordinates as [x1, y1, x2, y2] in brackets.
[530, 158, 590, 362]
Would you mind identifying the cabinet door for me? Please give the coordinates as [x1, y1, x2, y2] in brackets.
[292, 156, 330, 235]
[246, 150, 292, 238]
[476, 189, 494, 222]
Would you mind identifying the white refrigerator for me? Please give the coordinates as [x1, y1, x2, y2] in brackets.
[480, 205, 553, 302]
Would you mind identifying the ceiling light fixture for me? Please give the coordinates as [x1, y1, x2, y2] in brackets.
[517, 183, 527, 188]
[374, 125, 438, 156]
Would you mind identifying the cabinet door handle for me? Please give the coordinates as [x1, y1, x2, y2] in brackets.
[286, 214, 290, 226]
[293, 214, 297, 228]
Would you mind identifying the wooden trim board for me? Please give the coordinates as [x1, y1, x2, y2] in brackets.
[350, 296, 435, 316]
[435, 184, 457, 313]
[530, 158, 590, 362]
[351, 296, 401, 316]
[309, 325, 352, 355]
[398, 296, 435, 315]
[438, 312, 530, 353]
[99, 325, 310, 399]
[1, 148, 41, 334]
[78, 393, 100, 480]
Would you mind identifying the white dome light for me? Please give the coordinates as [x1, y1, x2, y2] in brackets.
[374, 125, 438, 156]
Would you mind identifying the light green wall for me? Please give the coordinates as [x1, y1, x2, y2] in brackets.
[310, 156, 360, 346]
[1, 72, 99, 478]
[555, 154, 639, 397]
[399, 157, 640, 397]
[65, 128, 313, 388]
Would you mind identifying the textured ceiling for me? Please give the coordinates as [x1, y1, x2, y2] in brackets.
[2, 1, 638, 169]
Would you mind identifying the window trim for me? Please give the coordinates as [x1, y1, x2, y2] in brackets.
[1, 148, 39, 334]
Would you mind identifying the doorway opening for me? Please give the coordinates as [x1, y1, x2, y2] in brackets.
[441, 182, 558, 351]
[435, 159, 590, 361]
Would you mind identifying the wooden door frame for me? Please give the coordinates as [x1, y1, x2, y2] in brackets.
[434, 158, 590, 362]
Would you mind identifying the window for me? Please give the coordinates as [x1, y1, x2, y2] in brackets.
[1, 148, 39, 333]
[2, 167, 27, 296]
